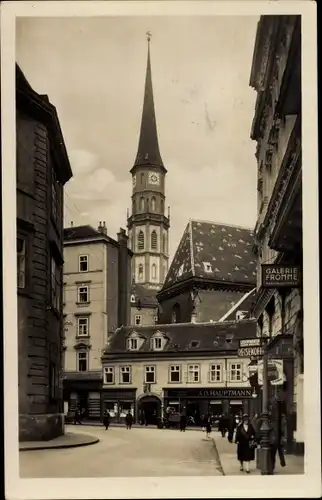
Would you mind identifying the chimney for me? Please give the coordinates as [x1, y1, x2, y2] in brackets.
[98, 221, 107, 235]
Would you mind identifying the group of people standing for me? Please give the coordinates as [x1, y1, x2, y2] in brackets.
[103, 410, 134, 430]
[219, 410, 287, 474]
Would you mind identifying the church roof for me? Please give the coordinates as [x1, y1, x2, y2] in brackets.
[64, 225, 101, 241]
[131, 38, 166, 173]
[103, 318, 257, 358]
[161, 220, 256, 291]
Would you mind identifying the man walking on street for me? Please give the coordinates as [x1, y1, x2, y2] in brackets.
[125, 410, 134, 430]
[74, 407, 82, 425]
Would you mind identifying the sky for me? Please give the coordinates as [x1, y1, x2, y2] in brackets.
[16, 15, 259, 261]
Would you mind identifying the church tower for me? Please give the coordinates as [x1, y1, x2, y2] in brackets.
[127, 33, 170, 290]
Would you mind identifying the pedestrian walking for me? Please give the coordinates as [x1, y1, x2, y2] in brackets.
[179, 411, 187, 432]
[125, 410, 133, 430]
[103, 409, 110, 430]
[227, 412, 237, 443]
[235, 413, 256, 473]
[219, 413, 228, 437]
[74, 407, 82, 425]
[268, 409, 287, 472]
[203, 413, 212, 439]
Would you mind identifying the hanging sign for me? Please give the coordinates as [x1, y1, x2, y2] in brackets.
[262, 265, 301, 288]
[257, 359, 285, 386]
[238, 346, 264, 357]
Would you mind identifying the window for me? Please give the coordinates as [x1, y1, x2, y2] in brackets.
[138, 231, 145, 250]
[151, 230, 157, 250]
[120, 366, 131, 384]
[188, 364, 200, 383]
[77, 352, 88, 372]
[77, 286, 89, 303]
[229, 363, 242, 382]
[128, 338, 138, 350]
[104, 367, 114, 384]
[51, 257, 61, 311]
[138, 264, 144, 281]
[140, 173, 144, 184]
[130, 294, 136, 303]
[154, 316, 158, 325]
[151, 264, 157, 280]
[140, 197, 145, 211]
[210, 364, 222, 382]
[77, 317, 89, 337]
[135, 315, 142, 326]
[162, 235, 166, 253]
[152, 337, 162, 350]
[151, 196, 156, 212]
[161, 199, 164, 214]
[171, 303, 180, 324]
[49, 363, 57, 400]
[79, 255, 88, 272]
[170, 365, 181, 383]
[145, 366, 155, 383]
[203, 262, 212, 273]
[132, 199, 136, 214]
[17, 237, 26, 288]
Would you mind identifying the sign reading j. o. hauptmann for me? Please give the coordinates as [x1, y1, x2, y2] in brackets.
[262, 265, 301, 288]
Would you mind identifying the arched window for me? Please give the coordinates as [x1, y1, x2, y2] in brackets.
[151, 264, 157, 280]
[151, 230, 157, 250]
[138, 264, 144, 281]
[138, 230, 144, 250]
[140, 197, 145, 212]
[140, 172, 144, 185]
[162, 234, 166, 253]
[171, 303, 180, 324]
[151, 196, 156, 212]
[132, 199, 136, 214]
[160, 199, 164, 214]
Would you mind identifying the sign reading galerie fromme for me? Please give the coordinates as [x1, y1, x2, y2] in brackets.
[262, 265, 301, 288]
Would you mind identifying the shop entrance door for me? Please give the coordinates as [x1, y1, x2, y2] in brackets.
[138, 396, 161, 425]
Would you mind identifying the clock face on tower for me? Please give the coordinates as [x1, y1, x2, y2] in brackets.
[148, 172, 160, 186]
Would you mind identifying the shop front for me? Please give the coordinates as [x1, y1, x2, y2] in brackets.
[102, 388, 137, 424]
[163, 387, 254, 426]
[63, 373, 102, 420]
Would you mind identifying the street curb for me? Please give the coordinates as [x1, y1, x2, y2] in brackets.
[19, 435, 100, 452]
[212, 438, 225, 476]
[74, 422, 202, 431]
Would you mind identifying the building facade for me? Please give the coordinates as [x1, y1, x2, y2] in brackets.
[16, 65, 73, 441]
[101, 320, 258, 425]
[127, 35, 170, 299]
[62, 223, 132, 418]
[249, 15, 303, 454]
[130, 283, 158, 327]
[157, 220, 257, 324]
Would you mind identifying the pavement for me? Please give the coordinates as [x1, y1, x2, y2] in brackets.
[212, 431, 305, 475]
[19, 431, 99, 451]
[19, 425, 222, 478]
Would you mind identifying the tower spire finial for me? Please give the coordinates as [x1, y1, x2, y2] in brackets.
[146, 31, 152, 43]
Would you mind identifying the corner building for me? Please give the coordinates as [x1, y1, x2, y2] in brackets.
[101, 319, 258, 425]
[16, 65, 72, 441]
[249, 15, 303, 454]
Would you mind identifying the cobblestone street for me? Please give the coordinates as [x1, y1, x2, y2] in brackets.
[20, 425, 222, 478]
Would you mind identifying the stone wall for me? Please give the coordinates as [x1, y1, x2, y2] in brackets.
[19, 413, 64, 442]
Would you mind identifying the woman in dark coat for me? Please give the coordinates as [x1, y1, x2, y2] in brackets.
[179, 411, 187, 432]
[204, 413, 212, 439]
[103, 409, 110, 430]
[125, 411, 133, 430]
[235, 413, 256, 473]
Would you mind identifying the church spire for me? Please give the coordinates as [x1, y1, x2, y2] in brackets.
[132, 32, 166, 172]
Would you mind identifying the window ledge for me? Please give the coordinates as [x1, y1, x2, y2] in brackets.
[76, 302, 91, 306]
[75, 335, 90, 340]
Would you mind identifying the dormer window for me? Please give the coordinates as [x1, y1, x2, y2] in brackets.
[128, 338, 138, 350]
[153, 338, 162, 350]
[130, 294, 136, 303]
[203, 262, 212, 273]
